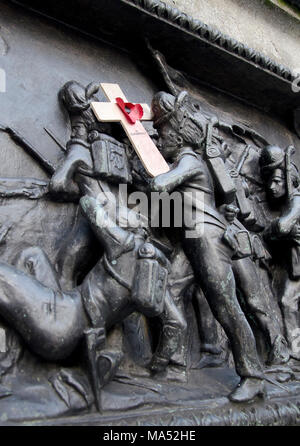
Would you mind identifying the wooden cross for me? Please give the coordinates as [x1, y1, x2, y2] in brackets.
[91, 83, 170, 177]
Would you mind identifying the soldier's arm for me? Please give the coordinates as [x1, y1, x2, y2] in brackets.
[49, 143, 93, 200]
[277, 195, 300, 235]
[150, 154, 202, 193]
[266, 195, 300, 240]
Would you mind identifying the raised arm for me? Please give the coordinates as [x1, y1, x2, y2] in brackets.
[277, 195, 300, 235]
[265, 195, 300, 240]
[150, 154, 202, 193]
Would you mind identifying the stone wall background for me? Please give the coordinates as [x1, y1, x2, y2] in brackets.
[164, 0, 300, 73]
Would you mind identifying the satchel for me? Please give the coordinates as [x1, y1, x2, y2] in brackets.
[223, 225, 252, 260]
[90, 133, 132, 184]
[132, 243, 168, 317]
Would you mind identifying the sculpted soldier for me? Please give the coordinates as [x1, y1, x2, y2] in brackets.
[148, 90, 290, 402]
[50, 81, 131, 201]
[0, 195, 186, 387]
[0, 82, 190, 405]
[260, 145, 300, 360]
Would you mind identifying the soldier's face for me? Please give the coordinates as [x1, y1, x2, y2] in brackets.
[267, 169, 286, 199]
[157, 124, 181, 160]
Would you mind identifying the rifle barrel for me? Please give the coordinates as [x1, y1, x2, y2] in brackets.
[235, 145, 251, 174]
[9, 130, 56, 175]
[44, 127, 67, 152]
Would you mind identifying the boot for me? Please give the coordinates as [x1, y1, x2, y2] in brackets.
[229, 377, 265, 403]
[192, 353, 225, 369]
[268, 334, 290, 365]
[200, 343, 223, 356]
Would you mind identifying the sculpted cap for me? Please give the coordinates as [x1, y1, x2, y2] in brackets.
[151, 91, 188, 129]
[259, 145, 285, 174]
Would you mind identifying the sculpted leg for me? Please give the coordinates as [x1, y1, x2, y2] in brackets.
[194, 286, 222, 356]
[166, 250, 193, 368]
[183, 236, 263, 380]
[14, 245, 61, 290]
[281, 279, 300, 360]
[0, 261, 88, 361]
[233, 257, 289, 364]
[55, 211, 98, 290]
[182, 233, 268, 402]
[149, 291, 187, 373]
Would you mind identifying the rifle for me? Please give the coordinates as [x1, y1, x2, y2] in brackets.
[1, 124, 95, 179]
[0, 124, 55, 175]
[285, 145, 296, 201]
[229, 145, 253, 220]
[205, 118, 236, 204]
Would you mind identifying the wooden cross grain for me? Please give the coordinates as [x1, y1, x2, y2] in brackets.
[91, 83, 170, 177]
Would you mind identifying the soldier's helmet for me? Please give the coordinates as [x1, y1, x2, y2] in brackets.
[59, 81, 99, 113]
[151, 91, 176, 129]
[259, 145, 285, 177]
[151, 91, 206, 147]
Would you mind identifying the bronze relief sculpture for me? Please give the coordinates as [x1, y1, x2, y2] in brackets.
[260, 145, 300, 361]
[0, 0, 300, 427]
[0, 82, 299, 419]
